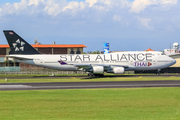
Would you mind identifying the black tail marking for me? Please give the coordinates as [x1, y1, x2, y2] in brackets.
[3, 30, 40, 55]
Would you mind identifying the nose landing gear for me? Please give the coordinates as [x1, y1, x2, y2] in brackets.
[156, 69, 161, 76]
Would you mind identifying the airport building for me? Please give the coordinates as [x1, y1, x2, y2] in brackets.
[164, 42, 180, 55]
[163, 42, 180, 68]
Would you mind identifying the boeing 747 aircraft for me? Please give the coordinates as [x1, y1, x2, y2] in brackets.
[3, 30, 176, 76]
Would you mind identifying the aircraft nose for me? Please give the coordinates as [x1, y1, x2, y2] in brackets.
[172, 59, 176, 65]
[169, 58, 176, 66]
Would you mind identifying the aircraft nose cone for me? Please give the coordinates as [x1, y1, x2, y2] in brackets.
[169, 58, 176, 66]
[173, 59, 176, 65]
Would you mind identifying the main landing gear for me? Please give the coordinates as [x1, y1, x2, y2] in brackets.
[88, 73, 104, 77]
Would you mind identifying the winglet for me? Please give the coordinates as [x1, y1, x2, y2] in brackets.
[58, 60, 67, 65]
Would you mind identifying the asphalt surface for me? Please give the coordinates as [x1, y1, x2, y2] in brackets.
[1, 74, 180, 79]
[0, 80, 180, 91]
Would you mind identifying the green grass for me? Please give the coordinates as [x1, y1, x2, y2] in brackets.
[0, 88, 180, 120]
[0, 76, 180, 83]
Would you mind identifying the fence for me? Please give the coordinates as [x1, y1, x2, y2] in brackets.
[0, 68, 86, 75]
[0, 67, 20, 72]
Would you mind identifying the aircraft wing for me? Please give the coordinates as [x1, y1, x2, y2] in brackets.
[58, 60, 129, 70]
[73, 64, 128, 68]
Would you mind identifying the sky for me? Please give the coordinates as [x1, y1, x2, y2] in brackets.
[0, 0, 179, 52]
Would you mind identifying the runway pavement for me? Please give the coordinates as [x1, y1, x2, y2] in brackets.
[1, 74, 180, 79]
[0, 80, 180, 91]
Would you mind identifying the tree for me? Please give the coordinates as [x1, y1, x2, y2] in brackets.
[86, 50, 101, 54]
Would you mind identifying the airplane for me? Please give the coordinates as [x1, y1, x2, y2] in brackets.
[3, 30, 176, 77]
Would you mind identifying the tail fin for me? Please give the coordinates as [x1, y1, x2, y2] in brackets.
[3, 30, 40, 55]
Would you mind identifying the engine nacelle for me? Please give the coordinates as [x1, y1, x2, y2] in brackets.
[113, 67, 125, 74]
[93, 66, 104, 74]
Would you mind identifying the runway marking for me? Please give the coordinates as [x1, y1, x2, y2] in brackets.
[0, 85, 31, 89]
[139, 76, 143, 78]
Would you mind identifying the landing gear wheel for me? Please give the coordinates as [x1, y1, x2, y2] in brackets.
[94, 74, 104, 77]
[88, 73, 94, 77]
[100, 74, 104, 77]
[88, 73, 104, 77]
[156, 69, 161, 76]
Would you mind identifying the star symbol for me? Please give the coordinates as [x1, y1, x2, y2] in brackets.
[13, 39, 25, 52]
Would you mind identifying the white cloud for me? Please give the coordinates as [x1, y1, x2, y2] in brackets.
[44, 0, 67, 16]
[86, 0, 97, 7]
[113, 14, 121, 22]
[130, 0, 178, 13]
[99, 0, 111, 5]
[0, 0, 178, 17]
[0, 0, 179, 31]
[0, 0, 28, 15]
[28, 0, 44, 6]
[160, 0, 177, 5]
[63, 1, 87, 12]
[14, 0, 28, 11]
[138, 17, 153, 30]
[130, 0, 156, 13]
[44, 3, 61, 16]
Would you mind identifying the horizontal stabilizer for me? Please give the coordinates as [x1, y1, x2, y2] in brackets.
[6, 56, 33, 60]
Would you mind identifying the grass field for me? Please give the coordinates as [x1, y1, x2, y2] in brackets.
[0, 87, 180, 120]
[0, 76, 180, 83]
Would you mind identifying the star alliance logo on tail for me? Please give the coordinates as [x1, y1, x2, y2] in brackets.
[13, 39, 25, 52]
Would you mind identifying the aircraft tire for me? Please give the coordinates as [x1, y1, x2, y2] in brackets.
[88, 73, 95, 77]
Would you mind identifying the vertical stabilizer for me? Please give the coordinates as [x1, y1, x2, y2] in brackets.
[3, 30, 40, 54]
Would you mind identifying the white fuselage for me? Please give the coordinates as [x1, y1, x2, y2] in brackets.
[7, 51, 176, 72]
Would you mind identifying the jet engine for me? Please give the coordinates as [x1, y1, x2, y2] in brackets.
[113, 67, 125, 74]
[92, 66, 104, 74]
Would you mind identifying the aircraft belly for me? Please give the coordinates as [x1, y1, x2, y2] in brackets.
[42, 63, 78, 71]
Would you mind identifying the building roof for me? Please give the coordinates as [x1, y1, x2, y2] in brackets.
[145, 48, 155, 51]
[0, 44, 87, 48]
